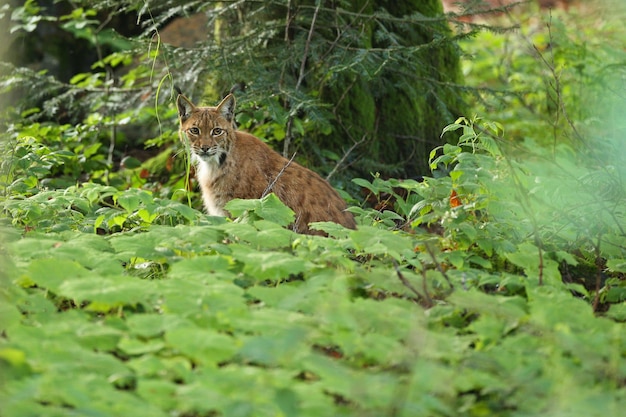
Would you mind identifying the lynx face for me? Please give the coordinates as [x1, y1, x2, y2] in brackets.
[177, 94, 236, 169]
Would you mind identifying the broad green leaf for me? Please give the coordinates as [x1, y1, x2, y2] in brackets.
[118, 337, 165, 355]
[168, 256, 234, 279]
[606, 258, 626, 273]
[75, 324, 124, 351]
[127, 355, 192, 381]
[227, 307, 310, 335]
[125, 313, 191, 339]
[58, 275, 156, 310]
[251, 220, 296, 247]
[47, 234, 122, 275]
[135, 379, 179, 411]
[238, 326, 309, 367]
[301, 354, 406, 410]
[117, 193, 140, 212]
[225, 193, 295, 226]
[166, 201, 199, 221]
[165, 326, 237, 366]
[448, 290, 527, 323]
[239, 251, 309, 281]
[0, 303, 22, 333]
[137, 208, 158, 223]
[349, 226, 414, 260]
[274, 387, 301, 417]
[156, 277, 246, 316]
[7, 325, 129, 377]
[309, 221, 353, 238]
[605, 302, 626, 321]
[28, 258, 91, 292]
[351, 177, 375, 191]
[223, 220, 295, 248]
[605, 286, 626, 303]
[108, 228, 176, 261]
[1, 372, 168, 417]
[246, 285, 299, 308]
[506, 242, 563, 285]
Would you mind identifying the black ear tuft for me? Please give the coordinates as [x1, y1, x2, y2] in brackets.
[229, 83, 246, 95]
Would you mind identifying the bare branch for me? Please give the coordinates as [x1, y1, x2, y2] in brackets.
[424, 241, 454, 289]
[592, 233, 604, 312]
[325, 133, 366, 181]
[392, 259, 433, 308]
[283, 1, 322, 157]
[262, 152, 297, 198]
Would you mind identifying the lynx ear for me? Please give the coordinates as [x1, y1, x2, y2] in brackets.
[216, 94, 236, 123]
[176, 94, 195, 122]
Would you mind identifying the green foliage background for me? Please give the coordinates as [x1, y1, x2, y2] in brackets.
[1, 1, 626, 416]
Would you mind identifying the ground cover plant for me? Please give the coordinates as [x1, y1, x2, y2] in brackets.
[1, 1, 626, 416]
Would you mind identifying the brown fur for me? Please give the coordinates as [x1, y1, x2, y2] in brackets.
[176, 93, 356, 235]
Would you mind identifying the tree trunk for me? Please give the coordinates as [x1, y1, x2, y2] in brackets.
[316, 0, 464, 179]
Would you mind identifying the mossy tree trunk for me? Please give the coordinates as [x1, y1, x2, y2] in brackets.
[203, 0, 464, 182]
[316, 0, 464, 179]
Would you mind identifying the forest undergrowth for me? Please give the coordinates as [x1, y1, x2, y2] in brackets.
[1, 1, 625, 416]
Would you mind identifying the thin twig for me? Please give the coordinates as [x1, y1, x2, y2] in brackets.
[283, 1, 321, 157]
[262, 152, 297, 198]
[284, 0, 293, 42]
[392, 259, 432, 308]
[592, 232, 603, 312]
[424, 241, 454, 289]
[325, 134, 366, 181]
[536, 235, 544, 286]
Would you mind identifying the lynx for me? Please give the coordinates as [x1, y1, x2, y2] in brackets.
[176, 91, 356, 235]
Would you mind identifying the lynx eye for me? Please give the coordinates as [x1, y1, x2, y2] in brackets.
[188, 127, 200, 135]
[211, 127, 225, 136]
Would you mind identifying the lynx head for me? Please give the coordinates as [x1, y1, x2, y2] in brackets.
[176, 93, 237, 166]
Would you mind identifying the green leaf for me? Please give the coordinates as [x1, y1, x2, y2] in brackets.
[440, 123, 464, 136]
[128, 355, 192, 381]
[165, 327, 237, 366]
[58, 275, 157, 310]
[352, 177, 375, 190]
[120, 155, 141, 169]
[448, 290, 527, 329]
[28, 258, 91, 292]
[168, 256, 236, 280]
[275, 388, 301, 417]
[349, 226, 414, 260]
[225, 193, 295, 226]
[75, 324, 124, 352]
[125, 313, 191, 339]
[238, 250, 309, 281]
[0, 303, 22, 333]
[135, 379, 179, 411]
[605, 302, 626, 321]
[606, 258, 626, 273]
[117, 193, 140, 212]
[118, 337, 165, 355]
[238, 327, 309, 367]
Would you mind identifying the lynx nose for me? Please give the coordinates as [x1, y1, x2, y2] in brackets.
[200, 145, 211, 154]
